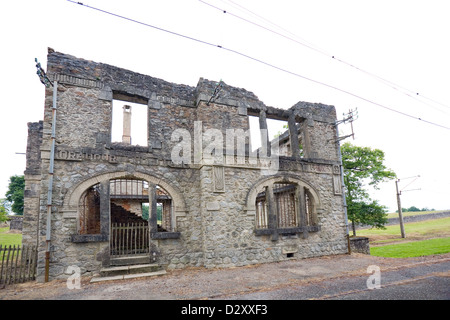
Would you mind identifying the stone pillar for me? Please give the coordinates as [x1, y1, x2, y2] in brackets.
[99, 180, 111, 266]
[122, 105, 132, 144]
[296, 185, 308, 239]
[259, 110, 271, 157]
[265, 185, 278, 241]
[300, 119, 312, 158]
[22, 174, 41, 247]
[99, 181, 110, 236]
[149, 183, 158, 233]
[288, 113, 301, 159]
[23, 121, 43, 247]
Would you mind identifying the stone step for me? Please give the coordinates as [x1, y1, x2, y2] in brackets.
[100, 263, 161, 277]
[90, 269, 166, 283]
[110, 254, 152, 266]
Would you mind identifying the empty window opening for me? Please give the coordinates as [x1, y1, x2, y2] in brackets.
[78, 183, 101, 235]
[248, 115, 298, 157]
[255, 182, 316, 231]
[255, 187, 268, 229]
[272, 120, 304, 158]
[286, 253, 294, 258]
[248, 115, 261, 152]
[110, 179, 149, 200]
[305, 189, 317, 226]
[274, 183, 297, 228]
[110, 179, 149, 225]
[268, 119, 289, 141]
[248, 116, 288, 151]
[111, 100, 148, 146]
[156, 185, 173, 232]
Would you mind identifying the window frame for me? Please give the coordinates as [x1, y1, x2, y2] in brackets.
[253, 179, 321, 238]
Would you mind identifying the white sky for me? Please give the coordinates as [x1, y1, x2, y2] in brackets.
[1, 0, 449, 212]
[111, 100, 148, 146]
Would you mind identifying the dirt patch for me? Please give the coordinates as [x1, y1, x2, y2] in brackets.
[3, 229, 22, 234]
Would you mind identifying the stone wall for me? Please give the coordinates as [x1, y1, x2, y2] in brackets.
[9, 216, 23, 231]
[22, 121, 43, 247]
[356, 211, 450, 229]
[349, 237, 370, 255]
[23, 49, 349, 281]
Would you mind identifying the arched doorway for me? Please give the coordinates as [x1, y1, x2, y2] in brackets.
[65, 171, 187, 263]
[109, 178, 176, 257]
[109, 178, 150, 257]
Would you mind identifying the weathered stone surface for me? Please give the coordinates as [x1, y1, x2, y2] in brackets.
[350, 236, 371, 255]
[23, 49, 349, 281]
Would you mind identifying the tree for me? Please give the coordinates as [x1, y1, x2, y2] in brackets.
[142, 203, 149, 221]
[0, 199, 10, 223]
[341, 143, 396, 236]
[5, 175, 25, 215]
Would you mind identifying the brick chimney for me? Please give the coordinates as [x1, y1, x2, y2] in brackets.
[122, 105, 132, 144]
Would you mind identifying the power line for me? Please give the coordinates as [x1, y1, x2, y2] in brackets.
[67, 1, 450, 131]
[202, 0, 450, 115]
[222, 0, 450, 112]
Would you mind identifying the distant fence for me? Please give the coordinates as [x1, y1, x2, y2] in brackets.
[0, 245, 38, 287]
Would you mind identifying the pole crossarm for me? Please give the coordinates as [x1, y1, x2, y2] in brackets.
[333, 108, 358, 143]
[398, 175, 420, 193]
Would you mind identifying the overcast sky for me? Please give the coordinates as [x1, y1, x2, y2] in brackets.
[1, 0, 449, 212]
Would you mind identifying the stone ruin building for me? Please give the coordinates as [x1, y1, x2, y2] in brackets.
[23, 49, 349, 282]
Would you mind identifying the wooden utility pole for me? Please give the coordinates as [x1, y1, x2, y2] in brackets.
[334, 108, 358, 254]
[395, 179, 406, 238]
[395, 175, 420, 239]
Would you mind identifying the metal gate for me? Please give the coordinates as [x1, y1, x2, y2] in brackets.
[110, 222, 149, 257]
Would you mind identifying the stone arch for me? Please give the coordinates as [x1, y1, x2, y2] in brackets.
[244, 174, 322, 215]
[63, 171, 187, 217]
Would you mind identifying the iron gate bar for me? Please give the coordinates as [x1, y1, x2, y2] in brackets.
[110, 222, 149, 257]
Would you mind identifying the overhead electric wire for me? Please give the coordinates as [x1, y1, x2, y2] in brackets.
[67, 0, 450, 131]
[203, 0, 450, 115]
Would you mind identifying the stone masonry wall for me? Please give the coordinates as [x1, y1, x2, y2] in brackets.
[23, 49, 348, 281]
[22, 121, 43, 247]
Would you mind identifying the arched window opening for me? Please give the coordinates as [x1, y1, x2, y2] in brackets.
[69, 172, 185, 243]
[253, 179, 320, 238]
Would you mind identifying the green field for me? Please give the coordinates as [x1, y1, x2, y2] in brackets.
[357, 217, 450, 258]
[370, 237, 450, 258]
[0, 227, 22, 247]
[358, 217, 450, 239]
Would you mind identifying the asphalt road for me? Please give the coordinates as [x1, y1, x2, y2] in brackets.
[216, 259, 450, 300]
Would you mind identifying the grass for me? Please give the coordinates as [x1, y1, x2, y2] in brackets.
[357, 217, 450, 239]
[356, 217, 450, 258]
[0, 227, 22, 247]
[370, 237, 450, 258]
